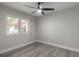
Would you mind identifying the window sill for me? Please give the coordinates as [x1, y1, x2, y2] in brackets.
[6, 32, 30, 36]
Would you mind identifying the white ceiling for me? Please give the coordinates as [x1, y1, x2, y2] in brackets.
[0, 2, 79, 17]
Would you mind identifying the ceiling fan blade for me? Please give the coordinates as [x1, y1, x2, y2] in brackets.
[24, 5, 37, 9]
[42, 11, 45, 15]
[31, 10, 37, 14]
[42, 8, 55, 10]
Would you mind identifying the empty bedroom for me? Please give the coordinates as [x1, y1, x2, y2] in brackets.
[0, 2, 79, 57]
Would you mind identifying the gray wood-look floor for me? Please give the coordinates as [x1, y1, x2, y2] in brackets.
[2, 42, 79, 57]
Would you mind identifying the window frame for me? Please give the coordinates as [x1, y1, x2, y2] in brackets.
[6, 16, 30, 36]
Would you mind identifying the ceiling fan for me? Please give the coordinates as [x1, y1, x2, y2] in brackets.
[24, 2, 55, 15]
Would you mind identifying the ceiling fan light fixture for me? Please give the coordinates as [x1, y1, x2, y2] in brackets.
[37, 9, 42, 13]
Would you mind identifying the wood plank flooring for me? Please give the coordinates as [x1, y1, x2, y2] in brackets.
[1, 42, 79, 57]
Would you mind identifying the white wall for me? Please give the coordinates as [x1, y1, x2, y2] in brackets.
[0, 5, 37, 52]
[37, 5, 79, 50]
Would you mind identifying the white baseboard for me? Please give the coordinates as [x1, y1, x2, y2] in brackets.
[0, 40, 36, 54]
[1, 40, 79, 55]
[37, 40, 79, 53]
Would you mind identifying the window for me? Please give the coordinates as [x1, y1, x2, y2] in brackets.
[20, 20, 28, 33]
[7, 17, 19, 34]
[7, 17, 29, 35]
